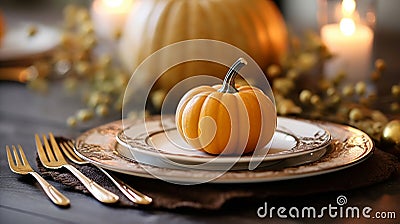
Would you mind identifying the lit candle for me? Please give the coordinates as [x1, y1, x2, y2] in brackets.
[90, 0, 133, 41]
[321, 0, 374, 82]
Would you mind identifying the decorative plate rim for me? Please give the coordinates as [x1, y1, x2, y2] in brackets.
[116, 116, 332, 164]
[74, 116, 374, 184]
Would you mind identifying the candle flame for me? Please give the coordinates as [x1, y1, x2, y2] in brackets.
[102, 0, 132, 8]
[340, 18, 356, 36]
[340, 0, 356, 36]
[341, 0, 356, 17]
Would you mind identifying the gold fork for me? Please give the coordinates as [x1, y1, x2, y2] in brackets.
[35, 133, 119, 204]
[6, 145, 70, 206]
[59, 140, 152, 205]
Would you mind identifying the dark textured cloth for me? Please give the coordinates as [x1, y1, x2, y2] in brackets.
[36, 139, 400, 210]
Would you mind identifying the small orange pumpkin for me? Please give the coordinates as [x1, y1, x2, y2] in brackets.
[176, 58, 276, 155]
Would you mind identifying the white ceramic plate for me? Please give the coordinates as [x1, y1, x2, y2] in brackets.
[116, 141, 328, 171]
[0, 22, 60, 61]
[116, 116, 331, 170]
[74, 117, 374, 184]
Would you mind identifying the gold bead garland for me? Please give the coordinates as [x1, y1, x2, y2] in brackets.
[27, 4, 130, 127]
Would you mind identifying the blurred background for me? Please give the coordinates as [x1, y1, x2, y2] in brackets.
[0, 0, 399, 134]
[1, 0, 398, 92]
[1, 0, 399, 33]
[282, 0, 400, 34]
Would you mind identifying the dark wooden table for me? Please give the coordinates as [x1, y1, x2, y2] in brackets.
[1, 1, 399, 223]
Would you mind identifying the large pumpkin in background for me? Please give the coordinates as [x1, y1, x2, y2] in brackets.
[119, 0, 287, 91]
[0, 11, 5, 46]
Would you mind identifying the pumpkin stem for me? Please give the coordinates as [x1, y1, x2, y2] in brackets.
[218, 58, 248, 93]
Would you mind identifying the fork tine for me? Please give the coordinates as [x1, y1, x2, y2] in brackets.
[6, 145, 17, 170]
[35, 134, 49, 163]
[60, 142, 79, 163]
[66, 141, 74, 149]
[11, 145, 22, 167]
[68, 142, 86, 163]
[42, 134, 57, 162]
[17, 145, 33, 170]
[49, 133, 65, 161]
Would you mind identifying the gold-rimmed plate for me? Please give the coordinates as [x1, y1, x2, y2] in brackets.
[116, 116, 331, 170]
[74, 116, 374, 184]
[0, 22, 60, 61]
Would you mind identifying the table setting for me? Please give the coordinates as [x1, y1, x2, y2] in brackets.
[38, 115, 395, 210]
[1, 0, 399, 223]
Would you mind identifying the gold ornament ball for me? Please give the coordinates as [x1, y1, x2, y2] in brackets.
[382, 120, 400, 146]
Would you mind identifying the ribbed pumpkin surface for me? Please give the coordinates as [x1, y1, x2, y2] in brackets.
[176, 85, 276, 155]
[119, 0, 287, 90]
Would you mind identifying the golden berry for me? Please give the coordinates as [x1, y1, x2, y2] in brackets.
[342, 85, 354, 96]
[326, 87, 336, 96]
[267, 64, 281, 78]
[95, 104, 109, 117]
[392, 85, 400, 97]
[76, 109, 94, 122]
[355, 81, 367, 95]
[310, 95, 321, 105]
[299, 90, 312, 104]
[371, 71, 381, 82]
[286, 69, 299, 80]
[349, 108, 364, 121]
[391, 102, 400, 112]
[375, 59, 386, 71]
[27, 25, 38, 37]
[66, 116, 77, 127]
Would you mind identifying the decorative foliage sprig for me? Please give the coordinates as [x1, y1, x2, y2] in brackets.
[27, 4, 130, 127]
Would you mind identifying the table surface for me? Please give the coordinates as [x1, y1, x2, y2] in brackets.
[1, 1, 400, 224]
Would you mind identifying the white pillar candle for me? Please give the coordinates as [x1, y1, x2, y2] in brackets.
[90, 0, 133, 41]
[321, 0, 374, 83]
[321, 22, 373, 83]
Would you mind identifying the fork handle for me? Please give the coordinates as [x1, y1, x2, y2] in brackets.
[63, 164, 119, 203]
[96, 166, 152, 205]
[30, 172, 70, 206]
